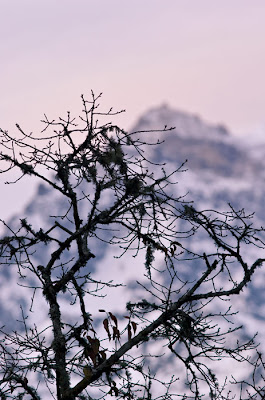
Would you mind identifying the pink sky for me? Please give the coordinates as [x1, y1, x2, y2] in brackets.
[1, 0, 265, 219]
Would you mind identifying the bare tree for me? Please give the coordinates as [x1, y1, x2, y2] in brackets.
[0, 92, 265, 400]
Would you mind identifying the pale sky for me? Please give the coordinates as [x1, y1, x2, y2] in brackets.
[1, 0, 265, 220]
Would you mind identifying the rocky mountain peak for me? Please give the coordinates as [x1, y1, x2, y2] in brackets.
[132, 103, 230, 141]
[131, 104, 259, 179]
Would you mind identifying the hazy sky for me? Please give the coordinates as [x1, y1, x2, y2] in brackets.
[1, 0, 265, 220]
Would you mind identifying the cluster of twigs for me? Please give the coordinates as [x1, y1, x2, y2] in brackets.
[0, 92, 264, 399]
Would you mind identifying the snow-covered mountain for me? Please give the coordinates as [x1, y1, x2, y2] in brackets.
[1, 104, 265, 395]
[132, 105, 265, 218]
[2, 103, 265, 323]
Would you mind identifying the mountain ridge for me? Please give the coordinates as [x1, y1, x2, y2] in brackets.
[131, 104, 261, 178]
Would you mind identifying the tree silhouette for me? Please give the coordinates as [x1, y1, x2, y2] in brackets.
[0, 92, 265, 400]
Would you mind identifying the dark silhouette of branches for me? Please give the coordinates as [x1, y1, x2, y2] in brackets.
[0, 92, 265, 400]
